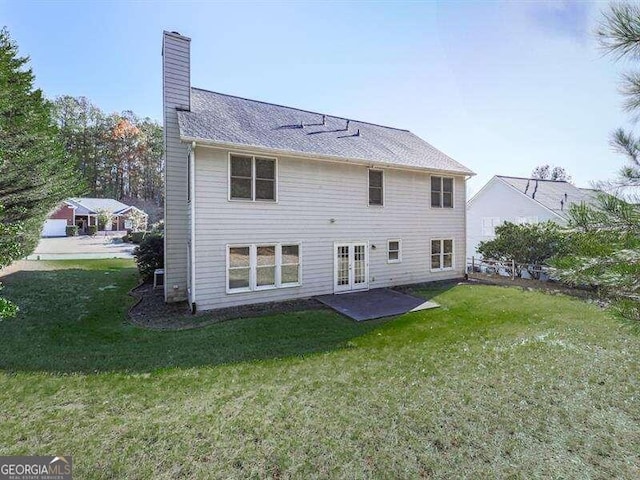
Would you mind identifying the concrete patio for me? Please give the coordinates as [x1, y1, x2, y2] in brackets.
[316, 288, 439, 321]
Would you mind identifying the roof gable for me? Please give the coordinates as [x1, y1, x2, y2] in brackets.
[70, 198, 132, 215]
[496, 176, 600, 218]
[177, 88, 474, 175]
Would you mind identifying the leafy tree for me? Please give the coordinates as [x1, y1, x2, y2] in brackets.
[597, 2, 640, 191]
[51, 97, 164, 206]
[477, 221, 566, 278]
[126, 208, 147, 232]
[96, 208, 113, 231]
[531, 164, 572, 182]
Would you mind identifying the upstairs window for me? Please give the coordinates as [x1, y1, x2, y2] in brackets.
[229, 154, 277, 201]
[431, 176, 454, 208]
[369, 169, 383, 206]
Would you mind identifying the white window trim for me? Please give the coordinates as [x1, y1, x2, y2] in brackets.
[430, 238, 455, 272]
[430, 175, 455, 209]
[226, 244, 253, 294]
[368, 168, 385, 207]
[387, 239, 402, 264]
[228, 152, 278, 203]
[226, 243, 301, 294]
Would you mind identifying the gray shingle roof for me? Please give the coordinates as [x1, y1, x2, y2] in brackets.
[68, 198, 132, 215]
[176, 88, 474, 175]
[497, 176, 600, 218]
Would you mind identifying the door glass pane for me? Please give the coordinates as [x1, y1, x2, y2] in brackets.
[229, 268, 250, 289]
[255, 158, 275, 179]
[337, 246, 349, 286]
[255, 179, 275, 200]
[229, 247, 250, 267]
[353, 245, 365, 284]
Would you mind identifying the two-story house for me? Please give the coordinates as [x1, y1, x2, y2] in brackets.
[162, 31, 474, 312]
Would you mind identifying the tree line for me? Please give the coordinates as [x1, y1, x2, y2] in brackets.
[52, 96, 164, 221]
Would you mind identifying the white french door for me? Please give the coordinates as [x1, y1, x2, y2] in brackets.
[334, 242, 369, 293]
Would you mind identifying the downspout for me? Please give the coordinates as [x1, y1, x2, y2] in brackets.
[190, 141, 197, 312]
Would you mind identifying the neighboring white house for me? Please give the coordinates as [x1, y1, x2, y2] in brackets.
[162, 31, 475, 311]
[466, 175, 600, 258]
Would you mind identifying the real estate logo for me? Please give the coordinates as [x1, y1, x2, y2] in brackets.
[0, 456, 72, 480]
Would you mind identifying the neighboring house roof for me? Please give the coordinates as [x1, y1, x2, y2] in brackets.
[67, 198, 145, 216]
[176, 88, 474, 175]
[496, 176, 600, 219]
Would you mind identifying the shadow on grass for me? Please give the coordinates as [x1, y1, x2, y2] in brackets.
[0, 265, 446, 374]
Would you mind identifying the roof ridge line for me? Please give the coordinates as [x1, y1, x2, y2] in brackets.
[190, 86, 411, 133]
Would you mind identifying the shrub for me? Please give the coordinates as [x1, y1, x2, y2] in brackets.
[133, 233, 164, 281]
[65, 225, 78, 236]
[88, 225, 98, 236]
[477, 221, 566, 279]
[129, 231, 148, 244]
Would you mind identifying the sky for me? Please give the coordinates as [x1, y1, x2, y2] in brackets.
[0, 0, 631, 195]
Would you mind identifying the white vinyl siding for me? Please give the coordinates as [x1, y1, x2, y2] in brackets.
[195, 147, 466, 310]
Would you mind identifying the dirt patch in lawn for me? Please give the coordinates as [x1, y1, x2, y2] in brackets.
[128, 282, 327, 331]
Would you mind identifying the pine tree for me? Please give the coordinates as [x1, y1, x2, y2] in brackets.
[0, 27, 79, 267]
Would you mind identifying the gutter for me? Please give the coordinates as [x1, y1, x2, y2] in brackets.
[180, 135, 476, 178]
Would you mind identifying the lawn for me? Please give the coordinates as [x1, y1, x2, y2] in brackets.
[0, 260, 638, 479]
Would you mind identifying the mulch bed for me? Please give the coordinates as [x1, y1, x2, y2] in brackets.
[128, 282, 326, 331]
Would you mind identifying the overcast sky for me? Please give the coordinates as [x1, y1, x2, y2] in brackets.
[1, 0, 630, 195]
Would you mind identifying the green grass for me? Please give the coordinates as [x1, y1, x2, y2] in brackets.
[0, 260, 639, 479]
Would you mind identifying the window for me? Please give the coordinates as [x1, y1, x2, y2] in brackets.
[228, 246, 251, 291]
[431, 176, 454, 208]
[227, 243, 300, 292]
[229, 154, 277, 201]
[431, 239, 453, 271]
[481, 217, 501, 236]
[281, 244, 300, 285]
[388, 240, 401, 263]
[369, 169, 383, 206]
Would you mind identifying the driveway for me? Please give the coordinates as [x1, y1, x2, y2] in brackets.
[27, 234, 135, 260]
